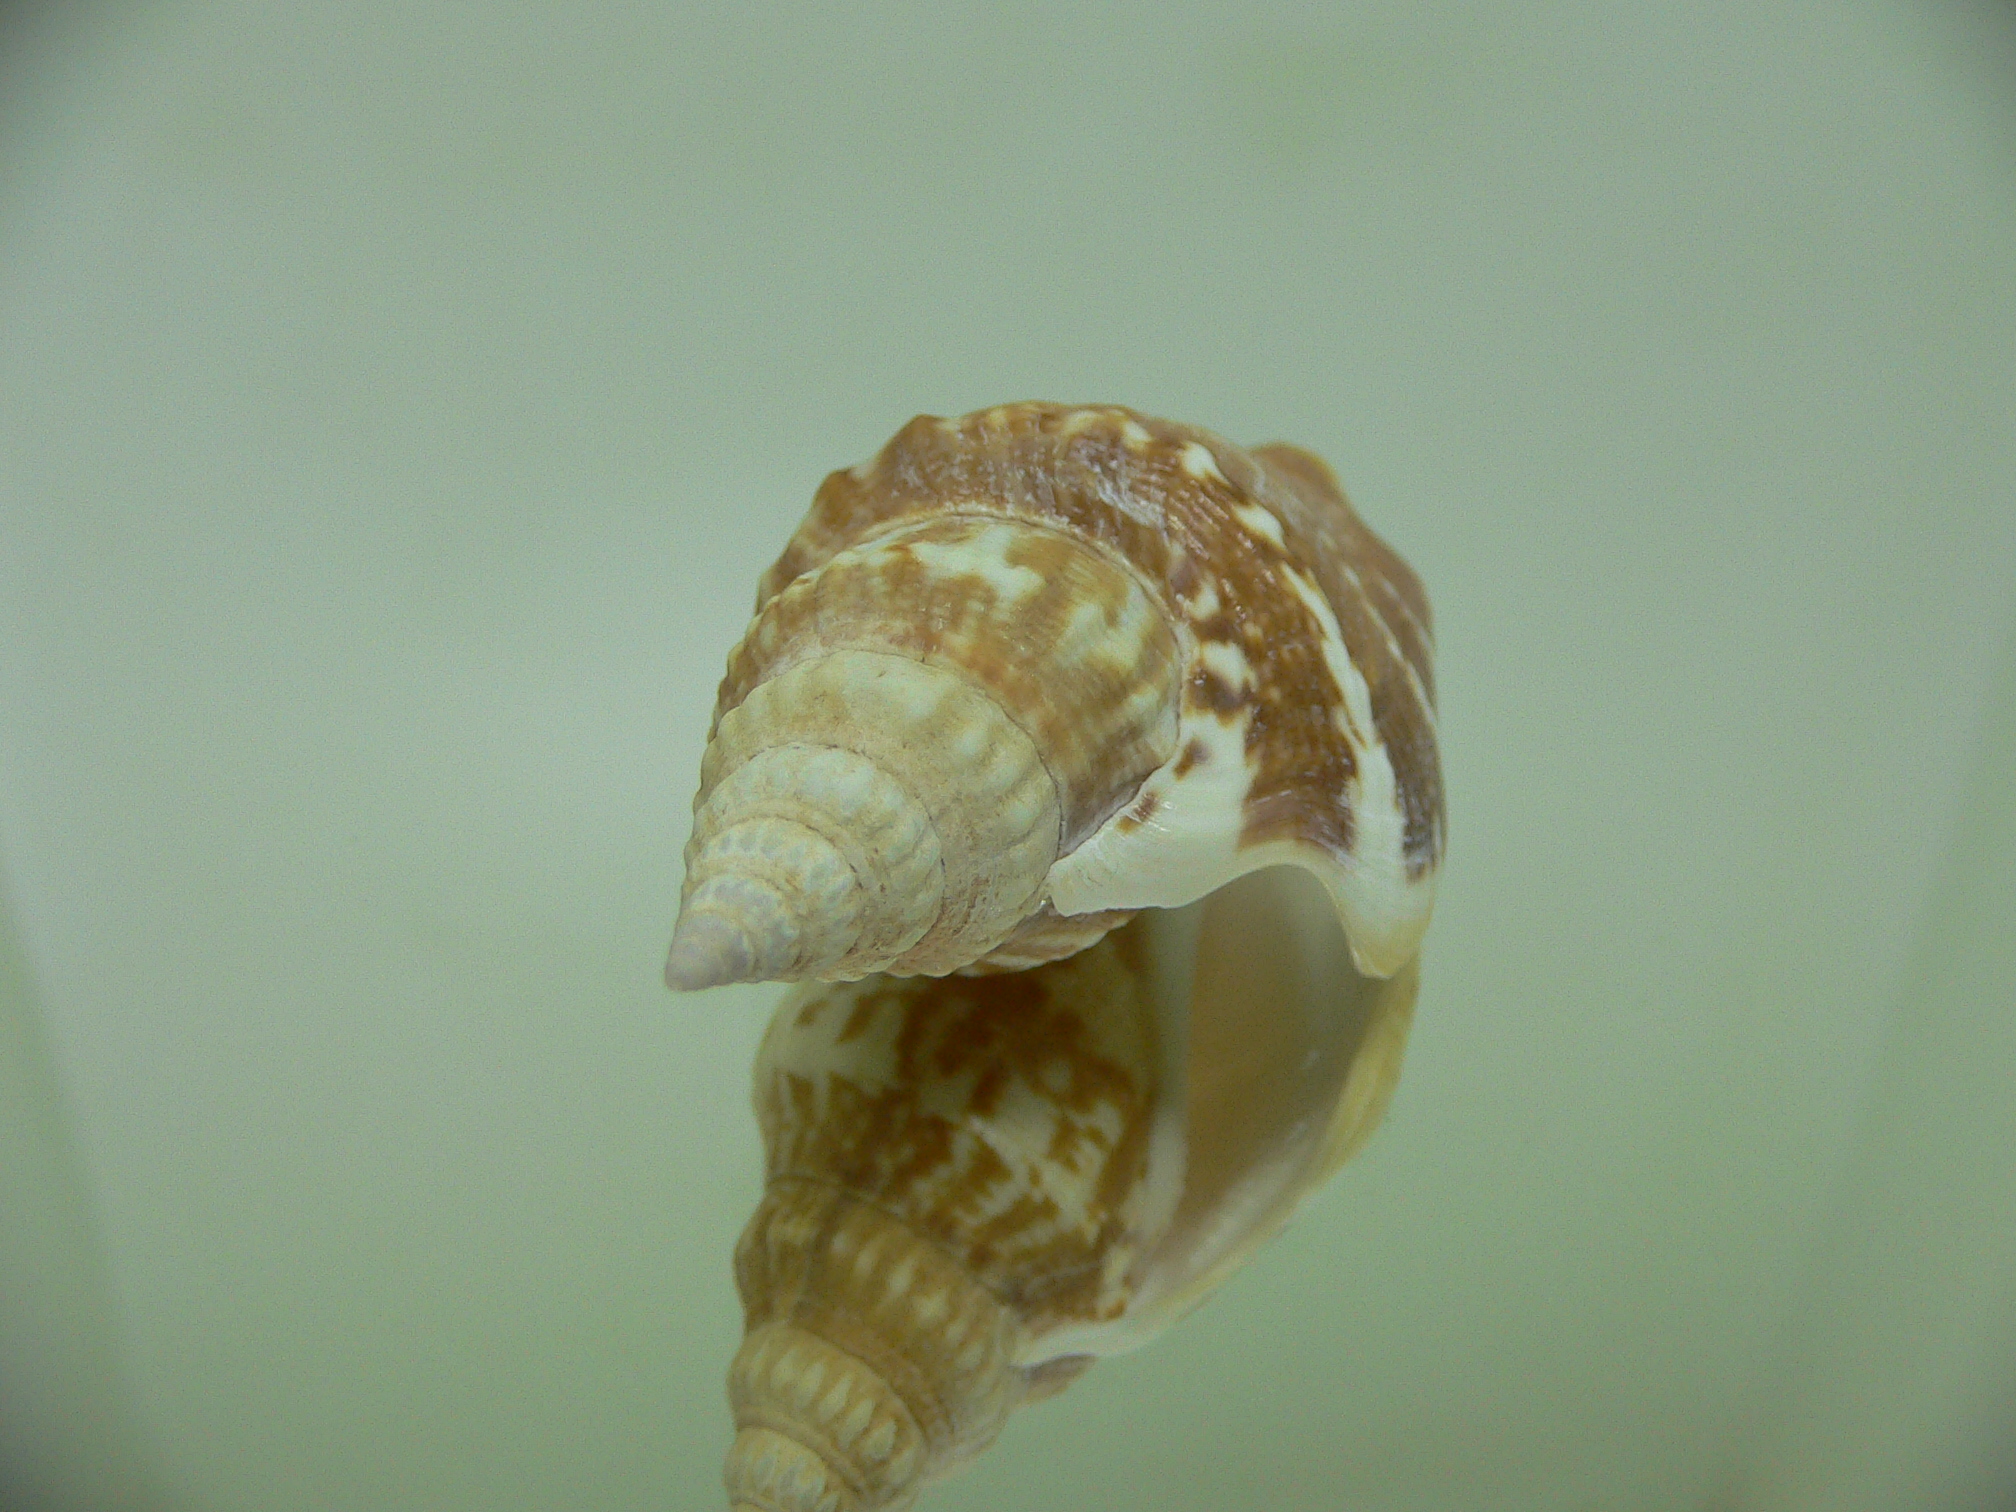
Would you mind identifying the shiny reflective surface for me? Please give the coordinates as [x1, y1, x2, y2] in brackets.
[4, 3, 2016, 1509]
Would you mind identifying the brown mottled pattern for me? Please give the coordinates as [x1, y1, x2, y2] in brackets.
[749, 402, 1444, 878]
[1248, 443, 1444, 874]
[758, 932, 1158, 1329]
[717, 512, 1181, 848]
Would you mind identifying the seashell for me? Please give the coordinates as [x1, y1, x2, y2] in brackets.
[722, 864, 1419, 1511]
[664, 402, 1444, 990]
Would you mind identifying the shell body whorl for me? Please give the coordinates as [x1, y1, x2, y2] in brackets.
[667, 403, 1444, 990]
[724, 869, 1420, 1509]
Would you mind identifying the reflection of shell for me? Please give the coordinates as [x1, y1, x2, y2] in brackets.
[666, 403, 1444, 990]
[723, 867, 1419, 1511]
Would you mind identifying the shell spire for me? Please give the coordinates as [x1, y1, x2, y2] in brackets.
[667, 510, 1183, 987]
[667, 403, 1443, 988]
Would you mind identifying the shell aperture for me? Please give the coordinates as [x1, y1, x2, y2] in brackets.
[665, 403, 1444, 990]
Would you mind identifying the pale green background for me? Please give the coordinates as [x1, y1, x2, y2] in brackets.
[3, 3, 2015, 1510]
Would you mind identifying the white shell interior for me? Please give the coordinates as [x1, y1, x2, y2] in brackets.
[1030, 867, 1417, 1362]
[4, 5, 2015, 1511]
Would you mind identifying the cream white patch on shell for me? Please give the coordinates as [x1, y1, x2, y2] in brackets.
[1183, 573, 1222, 621]
[1231, 499, 1285, 547]
[1181, 440, 1227, 484]
[903, 521, 1049, 606]
[1048, 715, 1253, 909]
[1194, 638, 1253, 696]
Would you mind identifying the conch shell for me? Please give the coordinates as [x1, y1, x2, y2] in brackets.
[689, 405, 1443, 1507]
[665, 403, 1443, 990]
[723, 865, 1419, 1511]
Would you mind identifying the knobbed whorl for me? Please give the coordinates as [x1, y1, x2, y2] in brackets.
[666, 514, 1182, 988]
[725, 1187, 1027, 1512]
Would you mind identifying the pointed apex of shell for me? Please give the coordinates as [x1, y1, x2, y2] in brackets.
[665, 867, 814, 990]
[663, 909, 765, 992]
[665, 819, 869, 989]
[724, 1426, 852, 1512]
[726, 1317, 935, 1510]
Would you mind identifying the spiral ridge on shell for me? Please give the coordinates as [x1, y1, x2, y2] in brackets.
[726, 1186, 1029, 1511]
[667, 511, 1184, 987]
